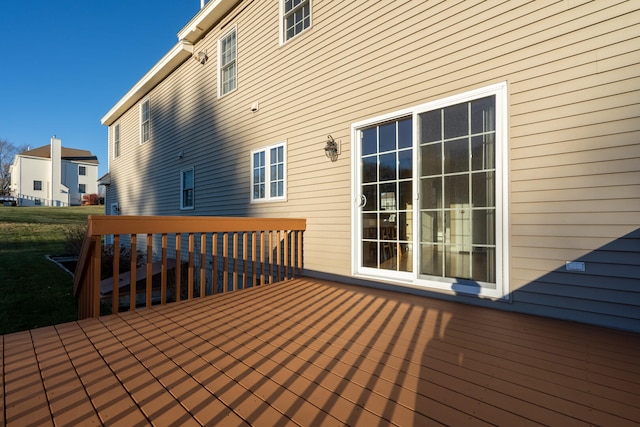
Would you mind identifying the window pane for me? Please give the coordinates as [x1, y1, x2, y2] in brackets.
[420, 110, 441, 143]
[379, 153, 396, 181]
[379, 183, 396, 211]
[362, 127, 377, 156]
[444, 174, 468, 207]
[362, 156, 377, 183]
[420, 143, 441, 176]
[379, 122, 396, 152]
[472, 171, 494, 208]
[398, 180, 412, 210]
[421, 244, 443, 276]
[445, 245, 470, 279]
[472, 209, 495, 245]
[444, 103, 468, 139]
[420, 177, 441, 210]
[472, 247, 495, 283]
[398, 149, 412, 179]
[362, 213, 378, 239]
[362, 184, 377, 211]
[398, 118, 412, 149]
[443, 138, 468, 174]
[420, 211, 442, 243]
[471, 96, 495, 134]
[363, 241, 378, 268]
[471, 134, 495, 170]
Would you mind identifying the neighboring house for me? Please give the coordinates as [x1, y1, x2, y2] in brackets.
[10, 136, 99, 206]
[101, 1, 640, 332]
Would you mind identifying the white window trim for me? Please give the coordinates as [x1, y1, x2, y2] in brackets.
[250, 141, 287, 203]
[79, 165, 87, 176]
[113, 123, 121, 159]
[180, 167, 195, 210]
[139, 98, 151, 144]
[279, 0, 312, 45]
[350, 82, 509, 300]
[218, 25, 237, 98]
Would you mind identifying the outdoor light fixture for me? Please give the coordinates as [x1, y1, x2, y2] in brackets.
[324, 135, 339, 162]
[196, 51, 208, 64]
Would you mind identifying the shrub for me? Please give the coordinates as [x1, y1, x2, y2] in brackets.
[100, 244, 146, 280]
[62, 224, 87, 256]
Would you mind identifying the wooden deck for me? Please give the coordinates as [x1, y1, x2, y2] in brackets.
[2, 277, 639, 426]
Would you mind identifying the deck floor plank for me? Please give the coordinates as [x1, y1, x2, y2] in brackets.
[2, 277, 640, 426]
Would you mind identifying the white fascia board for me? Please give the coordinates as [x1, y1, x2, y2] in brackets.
[178, 0, 240, 43]
[101, 40, 194, 126]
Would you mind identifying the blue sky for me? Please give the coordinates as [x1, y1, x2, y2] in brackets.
[0, 1, 203, 177]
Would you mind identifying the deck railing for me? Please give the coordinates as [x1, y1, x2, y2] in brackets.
[74, 216, 306, 319]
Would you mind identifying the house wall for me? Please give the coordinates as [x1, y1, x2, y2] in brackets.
[11, 156, 52, 206]
[61, 160, 99, 205]
[106, 0, 640, 331]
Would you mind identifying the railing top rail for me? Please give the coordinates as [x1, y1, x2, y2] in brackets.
[86, 215, 307, 236]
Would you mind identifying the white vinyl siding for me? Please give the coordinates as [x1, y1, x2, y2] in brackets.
[218, 27, 237, 97]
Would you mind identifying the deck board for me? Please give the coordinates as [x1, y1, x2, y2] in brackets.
[2, 277, 640, 426]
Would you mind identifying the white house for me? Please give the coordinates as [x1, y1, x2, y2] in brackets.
[10, 136, 99, 206]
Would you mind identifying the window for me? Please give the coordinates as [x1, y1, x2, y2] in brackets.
[354, 83, 508, 299]
[281, 0, 311, 43]
[113, 123, 120, 158]
[79, 184, 86, 194]
[33, 180, 42, 191]
[218, 27, 237, 97]
[79, 166, 86, 176]
[181, 168, 194, 210]
[140, 98, 150, 143]
[251, 142, 286, 202]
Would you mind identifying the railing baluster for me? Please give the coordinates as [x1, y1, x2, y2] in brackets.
[91, 237, 101, 317]
[200, 233, 206, 297]
[277, 230, 282, 282]
[188, 233, 194, 300]
[113, 235, 120, 313]
[233, 232, 238, 291]
[161, 233, 167, 304]
[212, 233, 218, 294]
[175, 234, 181, 303]
[223, 232, 229, 292]
[242, 232, 248, 289]
[268, 231, 273, 284]
[130, 234, 137, 312]
[146, 234, 153, 308]
[259, 231, 264, 286]
[283, 230, 289, 281]
[297, 230, 303, 277]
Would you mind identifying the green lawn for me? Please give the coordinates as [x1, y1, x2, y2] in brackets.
[0, 205, 104, 335]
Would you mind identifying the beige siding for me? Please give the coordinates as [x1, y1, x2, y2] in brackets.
[107, 0, 640, 331]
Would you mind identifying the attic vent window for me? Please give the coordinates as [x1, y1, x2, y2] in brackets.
[282, 0, 311, 43]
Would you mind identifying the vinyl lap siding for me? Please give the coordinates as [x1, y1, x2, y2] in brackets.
[107, 0, 640, 331]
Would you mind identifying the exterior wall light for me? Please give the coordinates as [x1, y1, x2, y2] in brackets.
[324, 135, 339, 162]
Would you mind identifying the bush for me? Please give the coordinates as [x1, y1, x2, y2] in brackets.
[62, 224, 87, 256]
[100, 244, 146, 280]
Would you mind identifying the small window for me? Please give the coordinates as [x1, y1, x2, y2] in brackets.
[251, 142, 286, 202]
[114, 123, 120, 158]
[140, 98, 150, 143]
[79, 166, 86, 176]
[281, 0, 311, 43]
[79, 184, 86, 194]
[33, 180, 42, 191]
[218, 27, 237, 97]
[181, 168, 194, 210]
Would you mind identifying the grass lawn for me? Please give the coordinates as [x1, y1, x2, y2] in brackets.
[0, 205, 104, 335]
